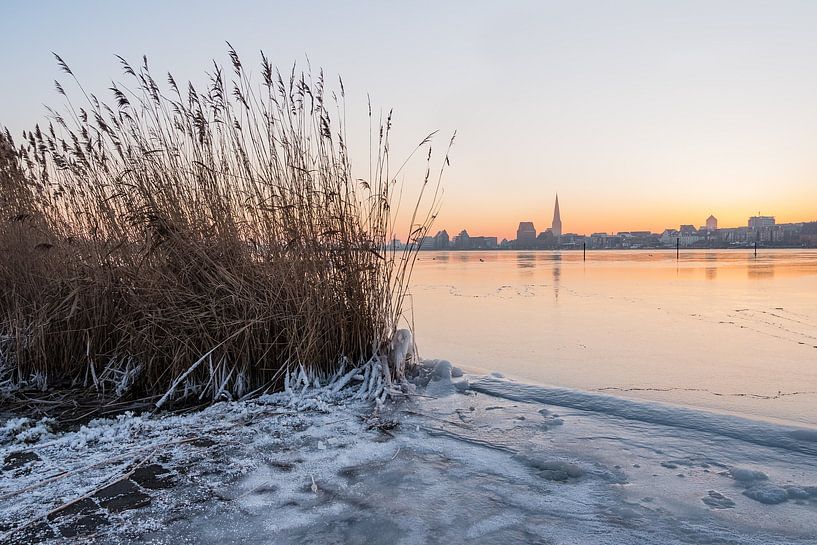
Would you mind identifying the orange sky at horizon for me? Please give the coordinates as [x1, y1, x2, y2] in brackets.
[429, 196, 817, 241]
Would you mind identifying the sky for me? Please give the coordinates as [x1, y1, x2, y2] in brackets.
[3, 1, 817, 239]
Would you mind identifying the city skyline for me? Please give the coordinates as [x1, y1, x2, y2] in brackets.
[431, 196, 816, 242]
[422, 211, 817, 250]
[420, 193, 817, 249]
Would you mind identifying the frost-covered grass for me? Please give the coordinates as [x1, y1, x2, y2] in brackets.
[0, 46, 451, 405]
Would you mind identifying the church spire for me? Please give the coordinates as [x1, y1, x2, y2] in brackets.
[552, 194, 562, 238]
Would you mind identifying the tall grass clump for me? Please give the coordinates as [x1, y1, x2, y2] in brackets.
[0, 46, 450, 405]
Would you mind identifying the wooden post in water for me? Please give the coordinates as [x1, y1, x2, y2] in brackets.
[583, 242, 586, 261]
[676, 237, 680, 260]
[754, 241, 757, 257]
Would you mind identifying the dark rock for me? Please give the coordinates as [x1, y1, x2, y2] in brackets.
[3, 451, 40, 471]
[47, 498, 98, 522]
[58, 512, 109, 538]
[93, 479, 151, 512]
[5, 521, 57, 545]
[131, 464, 176, 490]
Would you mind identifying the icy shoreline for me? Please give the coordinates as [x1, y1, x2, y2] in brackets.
[471, 376, 817, 455]
[2, 372, 817, 544]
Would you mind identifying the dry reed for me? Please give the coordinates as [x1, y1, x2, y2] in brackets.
[0, 45, 451, 405]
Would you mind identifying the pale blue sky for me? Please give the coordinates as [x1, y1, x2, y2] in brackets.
[3, 1, 817, 236]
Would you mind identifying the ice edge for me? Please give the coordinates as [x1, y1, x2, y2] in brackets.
[471, 376, 817, 456]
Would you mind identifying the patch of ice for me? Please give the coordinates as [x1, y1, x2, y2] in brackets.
[729, 467, 768, 483]
[789, 429, 817, 442]
[13, 418, 54, 444]
[0, 417, 54, 444]
[702, 490, 735, 509]
[430, 360, 453, 381]
[743, 485, 789, 505]
[513, 453, 583, 481]
[453, 378, 470, 393]
[784, 486, 811, 500]
[420, 359, 438, 370]
[424, 370, 470, 397]
[464, 511, 523, 539]
[389, 329, 413, 378]
[425, 377, 455, 397]
[0, 417, 32, 443]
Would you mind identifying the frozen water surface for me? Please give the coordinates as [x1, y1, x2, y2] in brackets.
[3, 376, 816, 544]
[410, 250, 817, 426]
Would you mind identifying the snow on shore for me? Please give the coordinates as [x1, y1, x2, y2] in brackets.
[1, 371, 816, 544]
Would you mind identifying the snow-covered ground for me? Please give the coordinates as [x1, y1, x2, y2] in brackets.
[2, 368, 817, 544]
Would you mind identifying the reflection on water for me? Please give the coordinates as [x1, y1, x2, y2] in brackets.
[411, 249, 817, 426]
[704, 253, 717, 280]
[516, 253, 535, 268]
[748, 263, 775, 278]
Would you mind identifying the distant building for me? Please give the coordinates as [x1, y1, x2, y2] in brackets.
[801, 222, 817, 246]
[453, 229, 471, 249]
[536, 229, 556, 248]
[717, 226, 751, 245]
[433, 230, 450, 249]
[470, 236, 498, 249]
[516, 222, 537, 247]
[660, 229, 679, 246]
[559, 233, 584, 248]
[589, 232, 610, 249]
[617, 231, 657, 248]
[748, 216, 775, 229]
[747, 216, 776, 244]
[706, 215, 718, 232]
[678, 225, 701, 246]
[552, 195, 562, 239]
